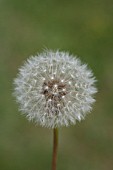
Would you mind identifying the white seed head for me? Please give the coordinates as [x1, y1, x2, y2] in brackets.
[13, 50, 97, 128]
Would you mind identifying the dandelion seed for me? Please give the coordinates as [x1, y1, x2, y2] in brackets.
[13, 50, 97, 128]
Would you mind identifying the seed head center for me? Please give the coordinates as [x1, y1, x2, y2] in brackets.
[42, 79, 67, 104]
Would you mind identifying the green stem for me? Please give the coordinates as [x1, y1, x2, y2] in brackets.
[52, 128, 58, 170]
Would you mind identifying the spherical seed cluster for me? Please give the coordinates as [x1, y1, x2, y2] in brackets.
[13, 50, 97, 128]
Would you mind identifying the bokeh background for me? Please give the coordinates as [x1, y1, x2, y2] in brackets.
[0, 0, 113, 170]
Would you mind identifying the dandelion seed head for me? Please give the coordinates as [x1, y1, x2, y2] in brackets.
[13, 50, 97, 128]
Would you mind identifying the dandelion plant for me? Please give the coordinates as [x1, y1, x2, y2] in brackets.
[13, 50, 97, 170]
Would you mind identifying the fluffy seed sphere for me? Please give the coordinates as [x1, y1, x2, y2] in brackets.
[13, 50, 97, 128]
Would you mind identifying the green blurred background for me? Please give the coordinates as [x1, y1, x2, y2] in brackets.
[0, 0, 113, 169]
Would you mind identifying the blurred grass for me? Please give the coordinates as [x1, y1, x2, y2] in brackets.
[0, 0, 113, 170]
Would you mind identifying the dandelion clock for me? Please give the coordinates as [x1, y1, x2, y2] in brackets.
[13, 50, 97, 170]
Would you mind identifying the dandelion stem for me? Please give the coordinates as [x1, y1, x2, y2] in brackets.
[52, 128, 58, 170]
